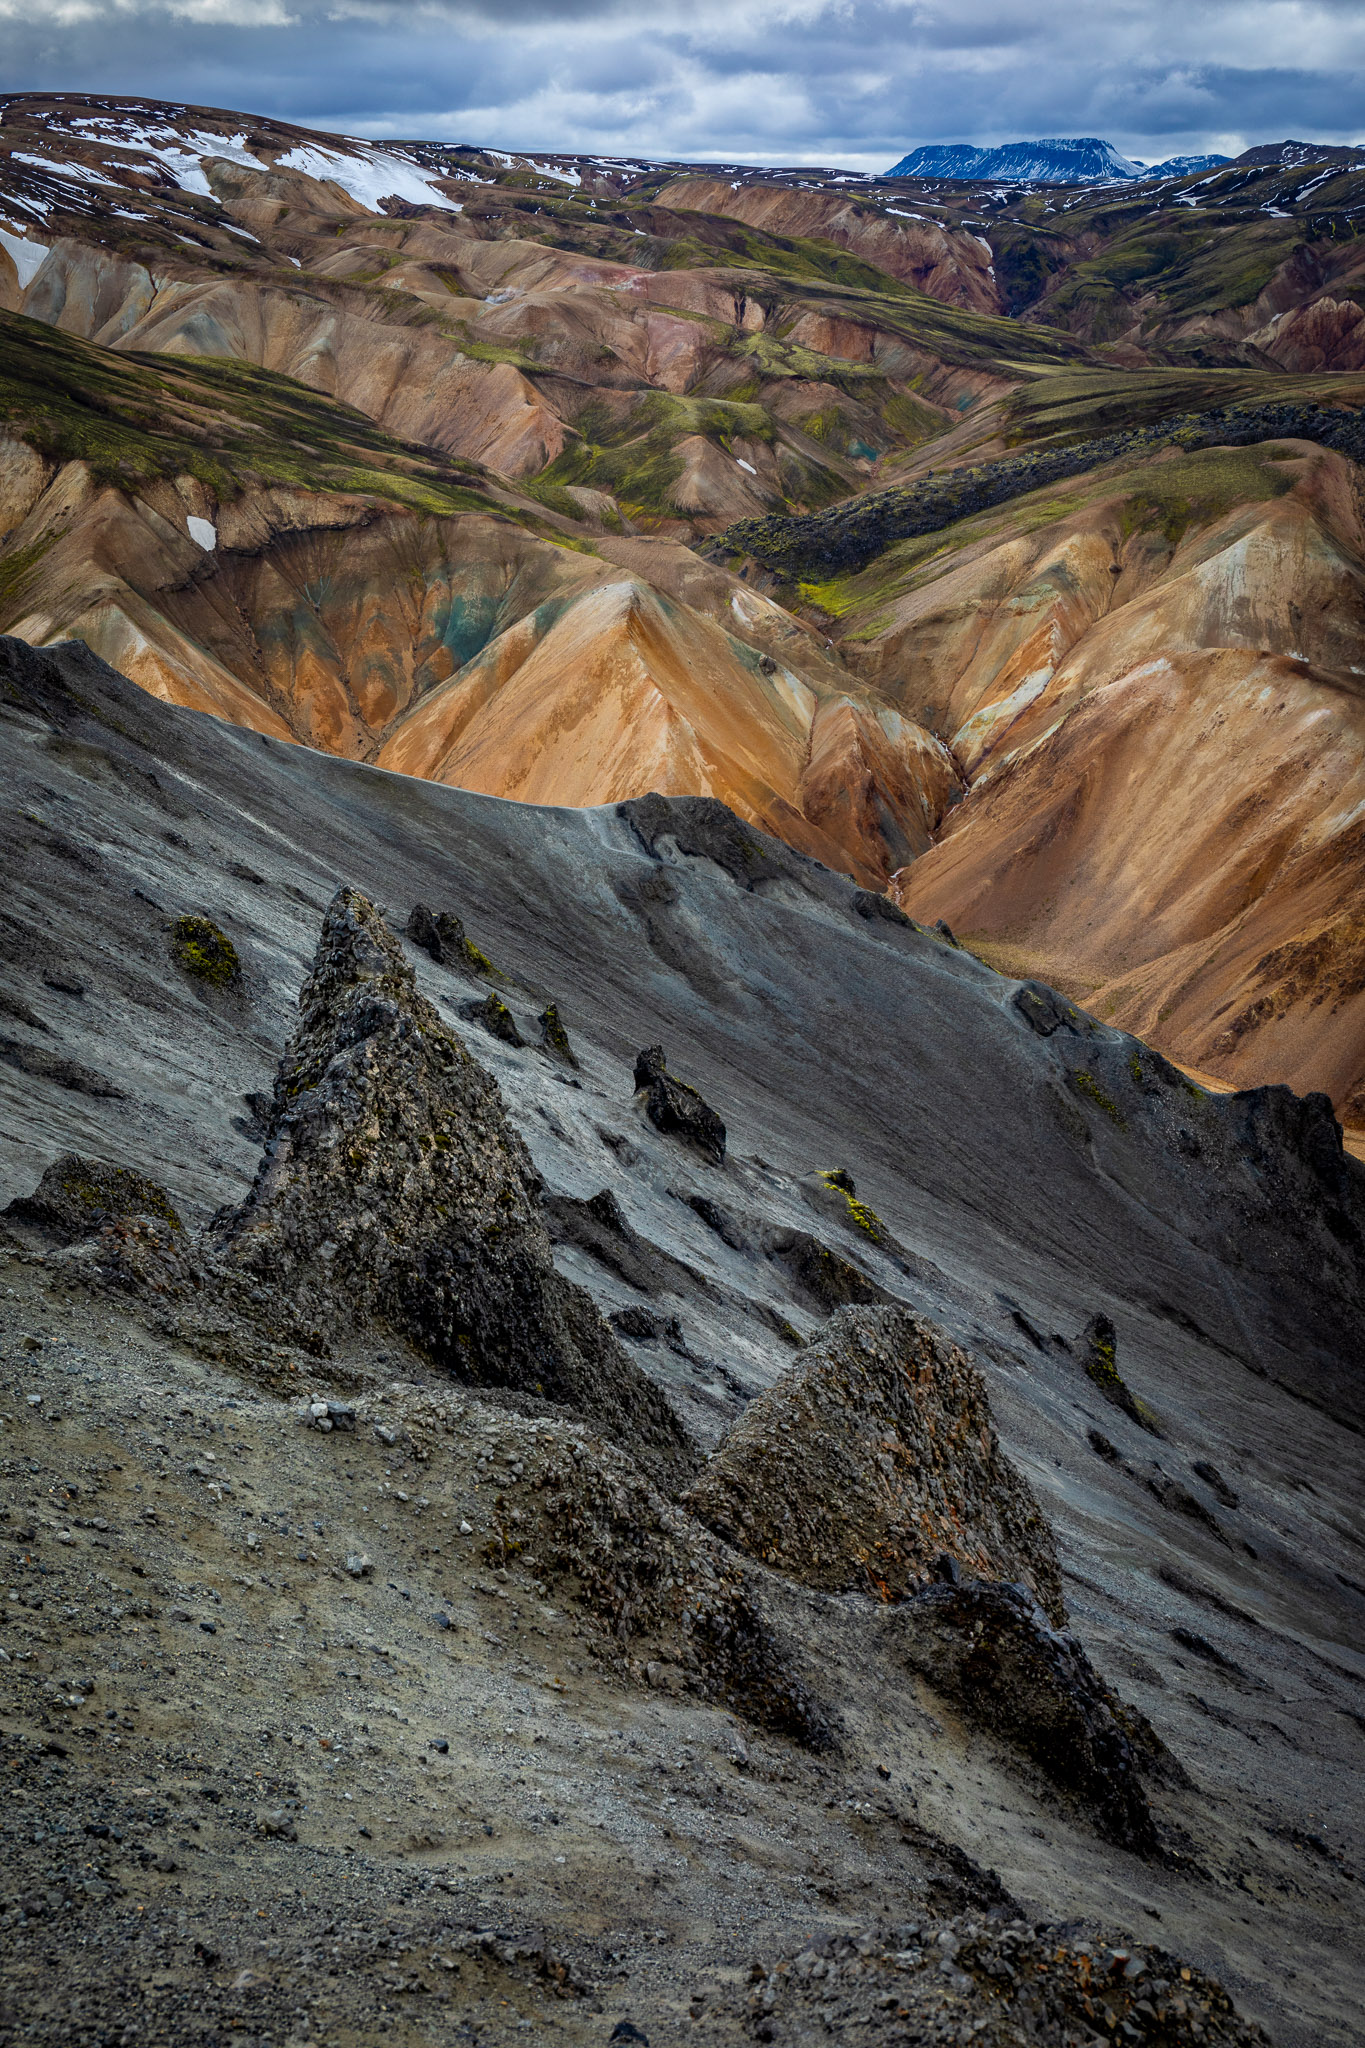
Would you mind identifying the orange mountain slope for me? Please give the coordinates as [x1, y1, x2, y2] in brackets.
[799, 436, 1365, 1122]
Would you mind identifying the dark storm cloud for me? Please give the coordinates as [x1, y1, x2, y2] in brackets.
[0, 0, 1361, 167]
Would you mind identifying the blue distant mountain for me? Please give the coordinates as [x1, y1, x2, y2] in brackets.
[886, 137, 1229, 185]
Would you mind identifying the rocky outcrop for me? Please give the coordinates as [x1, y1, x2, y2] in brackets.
[720, 397, 1365, 579]
[886, 1579, 1161, 1853]
[697, 1913, 1268, 2046]
[486, 1410, 832, 1749]
[632, 1044, 727, 1166]
[206, 887, 696, 1491]
[687, 1305, 1064, 1622]
[1078, 1312, 1153, 1429]
[3, 1151, 182, 1245]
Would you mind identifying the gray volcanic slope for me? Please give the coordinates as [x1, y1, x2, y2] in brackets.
[1, 633, 1364, 2046]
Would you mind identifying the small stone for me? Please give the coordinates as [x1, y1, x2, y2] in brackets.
[459, 1520, 473, 1535]
[345, 1553, 374, 1579]
[431, 1737, 449, 1753]
[257, 1809, 298, 1841]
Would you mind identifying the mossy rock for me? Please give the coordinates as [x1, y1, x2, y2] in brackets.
[1078, 1313, 1158, 1433]
[4, 1151, 182, 1244]
[170, 914, 241, 988]
[816, 1167, 889, 1245]
[539, 1002, 579, 1068]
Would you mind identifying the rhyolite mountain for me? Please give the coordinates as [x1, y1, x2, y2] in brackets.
[885, 138, 1231, 184]
[0, 91, 1363, 1146]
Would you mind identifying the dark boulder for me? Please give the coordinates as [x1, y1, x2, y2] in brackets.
[544, 1188, 707, 1298]
[619, 792, 818, 895]
[1079, 1312, 1156, 1430]
[632, 1044, 726, 1165]
[538, 1002, 578, 1067]
[405, 901, 457, 962]
[1014, 980, 1091, 1037]
[465, 992, 523, 1046]
[764, 1226, 891, 1310]
[405, 902, 502, 980]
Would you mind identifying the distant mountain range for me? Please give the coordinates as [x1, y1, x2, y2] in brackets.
[886, 136, 1229, 185]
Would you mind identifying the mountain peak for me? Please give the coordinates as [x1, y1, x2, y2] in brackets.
[886, 135, 1228, 185]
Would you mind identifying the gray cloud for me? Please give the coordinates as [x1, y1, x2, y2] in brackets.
[0, 0, 1361, 167]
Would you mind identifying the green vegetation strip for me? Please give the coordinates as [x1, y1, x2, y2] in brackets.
[0, 308, 521, 525]
[715, 397, 1365, 580]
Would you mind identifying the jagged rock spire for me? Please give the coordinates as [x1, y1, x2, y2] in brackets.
[213, 887, 695, 1490]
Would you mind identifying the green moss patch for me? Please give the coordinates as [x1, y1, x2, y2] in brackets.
[1073, 1070, 1127, 1130]
[171, 914, 241, 989]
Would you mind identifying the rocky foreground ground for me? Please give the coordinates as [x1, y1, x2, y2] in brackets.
[0, 1247, 1292, 2048]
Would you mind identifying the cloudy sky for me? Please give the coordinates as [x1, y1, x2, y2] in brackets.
[1, 0, 1363, 170]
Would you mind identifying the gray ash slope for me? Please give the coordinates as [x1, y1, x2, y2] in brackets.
[0, 633, 1363, 2045]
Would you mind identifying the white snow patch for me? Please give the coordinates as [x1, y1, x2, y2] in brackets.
[735, 458, 757, 474]
[186, 516, 217, 552]
[275, 142, 464, 215]
[524, 159, 579, 186]
[0, 228, 50, 287]
[11, 152, 113, 187]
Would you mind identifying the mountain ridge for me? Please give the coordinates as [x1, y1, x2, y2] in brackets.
[886, 136, 1230, 184]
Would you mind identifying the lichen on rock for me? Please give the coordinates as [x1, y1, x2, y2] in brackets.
[810, 1166, 890, 1245]
[633, 1043, 726, 1165]
[538, 1001, 578, 1067]
[1080, 1312, 1158, 1432]
[686, 1304, 1064, 1621]
[170, 914, 240, 988]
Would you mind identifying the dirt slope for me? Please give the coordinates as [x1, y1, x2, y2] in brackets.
[1, 637, 1363, 2047]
